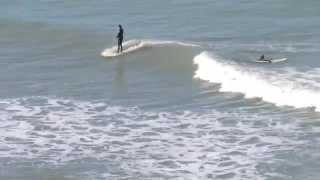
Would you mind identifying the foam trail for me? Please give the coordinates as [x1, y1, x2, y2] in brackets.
[101, 39, 198, 58]
[194, 52, 320, 111]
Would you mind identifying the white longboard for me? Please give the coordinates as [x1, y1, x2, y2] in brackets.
[255, 58, 287, 63]
[101, 39, 198, 58]
[101, 40, 143, 58]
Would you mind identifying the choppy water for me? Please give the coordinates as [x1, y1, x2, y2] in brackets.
[1, 1, 320, 179]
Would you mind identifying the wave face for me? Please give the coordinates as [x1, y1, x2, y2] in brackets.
[101, 39, 198, 57]
[194, 52, 320, 111]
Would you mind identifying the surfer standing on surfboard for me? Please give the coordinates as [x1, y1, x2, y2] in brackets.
[117, 25, 124, 53]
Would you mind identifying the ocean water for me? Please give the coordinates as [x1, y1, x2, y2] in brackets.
[1, 0, 320, 179]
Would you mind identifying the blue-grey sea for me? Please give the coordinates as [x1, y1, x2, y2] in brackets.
[1, 1, 320, 179]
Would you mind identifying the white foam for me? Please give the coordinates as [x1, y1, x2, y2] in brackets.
[0, 96, 306, 179]
[101, 39, 198, 58]
[194, 51, 320, 111]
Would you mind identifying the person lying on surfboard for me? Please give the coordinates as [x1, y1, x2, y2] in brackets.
[117, 25, 124, 53]
[258, 54, 272, 63]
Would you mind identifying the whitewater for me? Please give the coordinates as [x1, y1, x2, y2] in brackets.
[0, 96, 311, 180]
[194, 52, 320, 111]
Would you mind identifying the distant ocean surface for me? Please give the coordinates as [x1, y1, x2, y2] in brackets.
[1, 1, 320, 179]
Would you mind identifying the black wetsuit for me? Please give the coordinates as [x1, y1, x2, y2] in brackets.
[259, 55, 271, 63]
[117, 27, 124, 53]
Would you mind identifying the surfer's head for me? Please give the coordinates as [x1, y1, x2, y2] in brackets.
[118, 24, 122, 29]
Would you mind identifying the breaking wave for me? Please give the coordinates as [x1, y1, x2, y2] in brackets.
[194, 51, 320, 111]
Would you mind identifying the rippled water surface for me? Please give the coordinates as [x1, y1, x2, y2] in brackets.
[1, 0, 320, 179]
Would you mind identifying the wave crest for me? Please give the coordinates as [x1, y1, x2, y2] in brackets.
[101, 39, 198, 58]
[194, 51, 320, 111]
